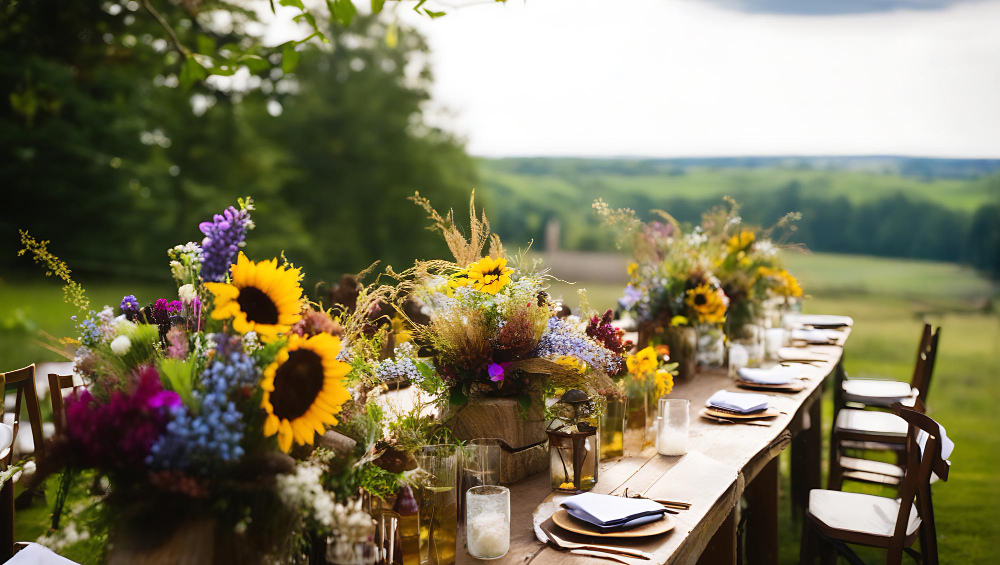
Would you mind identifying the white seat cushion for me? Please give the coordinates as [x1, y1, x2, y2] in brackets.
[809, 490, 921, 537]
[842, 380, 915, 405]
[835, 409, 909, 438]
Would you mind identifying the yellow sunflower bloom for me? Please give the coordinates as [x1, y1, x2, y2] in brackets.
[627, 346, 658, 379]
[726, 229, 755, 254]
[261, 332, 352, 453]
[686, 283, 728, 325]
[466, 256, 513, 295]
[204, 252, 304, 341]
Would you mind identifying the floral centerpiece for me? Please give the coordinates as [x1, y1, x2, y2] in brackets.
[699, 198, 804, 343]
[18, 199, 384, 564]
[388, 192, 627, 482]
[594, 200, 729, 377]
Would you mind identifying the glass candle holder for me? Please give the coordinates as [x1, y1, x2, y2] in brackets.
[547, 424, 599, 492]
[764, 328, 787, 360]
[465, 485, 510, 560]
[656, 398, 689, 456]
[727, 342, 750, 379]
[415, 445, 458, 565]
[459, 438, 501, 523]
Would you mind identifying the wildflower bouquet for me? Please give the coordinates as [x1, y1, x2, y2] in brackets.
[394, 192, 625, 407]
[20, 199, 369, 562]
[699, 198, 804, 337]
[593, 200, 730, 353]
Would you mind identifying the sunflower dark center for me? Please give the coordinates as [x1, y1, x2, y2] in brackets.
[694, 294, 707, 306]
[270, 349, 325, 421]
[237, 286, 279, 324]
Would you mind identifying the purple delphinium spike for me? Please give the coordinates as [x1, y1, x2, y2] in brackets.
[199, 206, 252, 282]
[121, 295, 140, 318]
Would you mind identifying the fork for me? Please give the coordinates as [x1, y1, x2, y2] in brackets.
[544, 528, 653, 560]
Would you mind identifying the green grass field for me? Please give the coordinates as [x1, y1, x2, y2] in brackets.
[480, 161, 1000, 212]
[1, 253, 998, 563]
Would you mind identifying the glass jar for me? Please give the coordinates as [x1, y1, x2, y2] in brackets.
[459, 438, 501, 524]
[465, 485, 510, 560]
[665, 325, 697, 380]
[414, 445, 458, 565]
[623, 389, 656, 457]
[599, 397, 626, 460]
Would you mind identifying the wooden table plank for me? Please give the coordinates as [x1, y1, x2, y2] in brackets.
[456, 328, 850, 565]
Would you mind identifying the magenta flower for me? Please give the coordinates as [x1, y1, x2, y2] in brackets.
[488, 362, 505, 382]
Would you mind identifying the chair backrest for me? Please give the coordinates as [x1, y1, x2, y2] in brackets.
[908, 326, 941, 412]
[47, 373, 79, 436]
[890, 404, 950, 565]
[0, 365, 46, 466]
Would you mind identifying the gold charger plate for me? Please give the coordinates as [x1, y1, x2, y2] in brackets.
[551, 509, 674, 538]
[703, 406, 780, 420]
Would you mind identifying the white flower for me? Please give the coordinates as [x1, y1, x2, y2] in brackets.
[110, 335, 131, 356]
[178, 283, 197, 303]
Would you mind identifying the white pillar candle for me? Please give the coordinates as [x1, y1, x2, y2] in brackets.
[466, 486, 510, 559]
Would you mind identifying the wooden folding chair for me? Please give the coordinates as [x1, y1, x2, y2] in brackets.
[801, 405, 951, 565]
[48, 373, 83, 437]
[839, 324, 934, 411]
[828, 328, 940, 490]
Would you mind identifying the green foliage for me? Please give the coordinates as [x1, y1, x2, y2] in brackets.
[3, 12, 476, 285]
[17, 231, 89, 310]
[157, 358, 199, 409]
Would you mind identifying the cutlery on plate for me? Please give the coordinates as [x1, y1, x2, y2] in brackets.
[704, 414, 772, 427]
[545, 529, 653, 560]
[614, 489, 690, 511]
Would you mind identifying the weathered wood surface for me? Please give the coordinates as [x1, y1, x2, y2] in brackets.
[456, 329, 850, 565]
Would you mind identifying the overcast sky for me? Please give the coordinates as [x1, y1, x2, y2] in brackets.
[269, 0, 1000, 158]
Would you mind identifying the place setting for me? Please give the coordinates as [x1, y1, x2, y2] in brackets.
[699, 390, 780, 426]
[534, 491, 690, 563]
[734, 365, 806, 393]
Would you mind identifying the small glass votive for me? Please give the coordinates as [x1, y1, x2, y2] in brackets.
[460, 438, 501, 523]
[656, 399, 689, 456]
[728, 343, 750, 378]
[465, 485, 510, 560]
[764, 328, 786, 359]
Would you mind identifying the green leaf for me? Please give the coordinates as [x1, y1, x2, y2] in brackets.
[416, 361, 434, 379]
[279, 0, 306, 9]
[424, 9, 445, 18]
[517, 393, 532, 415]
[157, 358, 199, 410]
[449, 386, 468, 407]
[371, 0, 386, 13]
[282, 44, 299, 74]
[239, 54, 270, 73]
[179, 56, 207, 88]
[413, 0, 428, 10]
[330, 0, 357, 26]
[196, 34, 216, 56]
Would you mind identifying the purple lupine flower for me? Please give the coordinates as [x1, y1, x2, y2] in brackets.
[618, 284, 643, 311]
[199, 206, 252, 282]
[121, 295, 140, 317]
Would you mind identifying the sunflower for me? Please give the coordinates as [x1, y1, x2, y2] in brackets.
[261, 332, 351, 453]
[204, 252, 303, 341]
[466, 256, 513, 295]
[726, 229, 755, 254]
[686, 283, 728, 325]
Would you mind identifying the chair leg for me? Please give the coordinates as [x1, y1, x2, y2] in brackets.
[827, 431, 842, 491]
[819, 540, 838, 565]
[0, 479, 12, 562]
[799, 519, 817, 565]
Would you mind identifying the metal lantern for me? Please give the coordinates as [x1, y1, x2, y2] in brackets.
[547, 390, 599, 492]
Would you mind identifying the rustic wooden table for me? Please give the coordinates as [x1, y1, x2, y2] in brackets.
[457, 329, 850, 565]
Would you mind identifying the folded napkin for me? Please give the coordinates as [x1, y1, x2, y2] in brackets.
[6, 543, 81, 565]
[791, 328, 837, 344]
[561, 493, 667, 530]
[737, 367, 797, 385]
[707, 390, 769, 413]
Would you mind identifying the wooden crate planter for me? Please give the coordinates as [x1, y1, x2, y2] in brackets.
[446, 395, 549, 484]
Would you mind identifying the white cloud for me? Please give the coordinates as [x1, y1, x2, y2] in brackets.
[399, 0, 1000, 158]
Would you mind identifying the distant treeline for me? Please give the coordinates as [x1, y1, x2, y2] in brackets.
[485, 181, 1000, 279]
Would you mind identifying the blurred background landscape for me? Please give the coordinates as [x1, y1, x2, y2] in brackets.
[1, 0, 998, 562]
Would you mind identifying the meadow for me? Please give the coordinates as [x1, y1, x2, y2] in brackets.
[1, 252, 997, 563]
